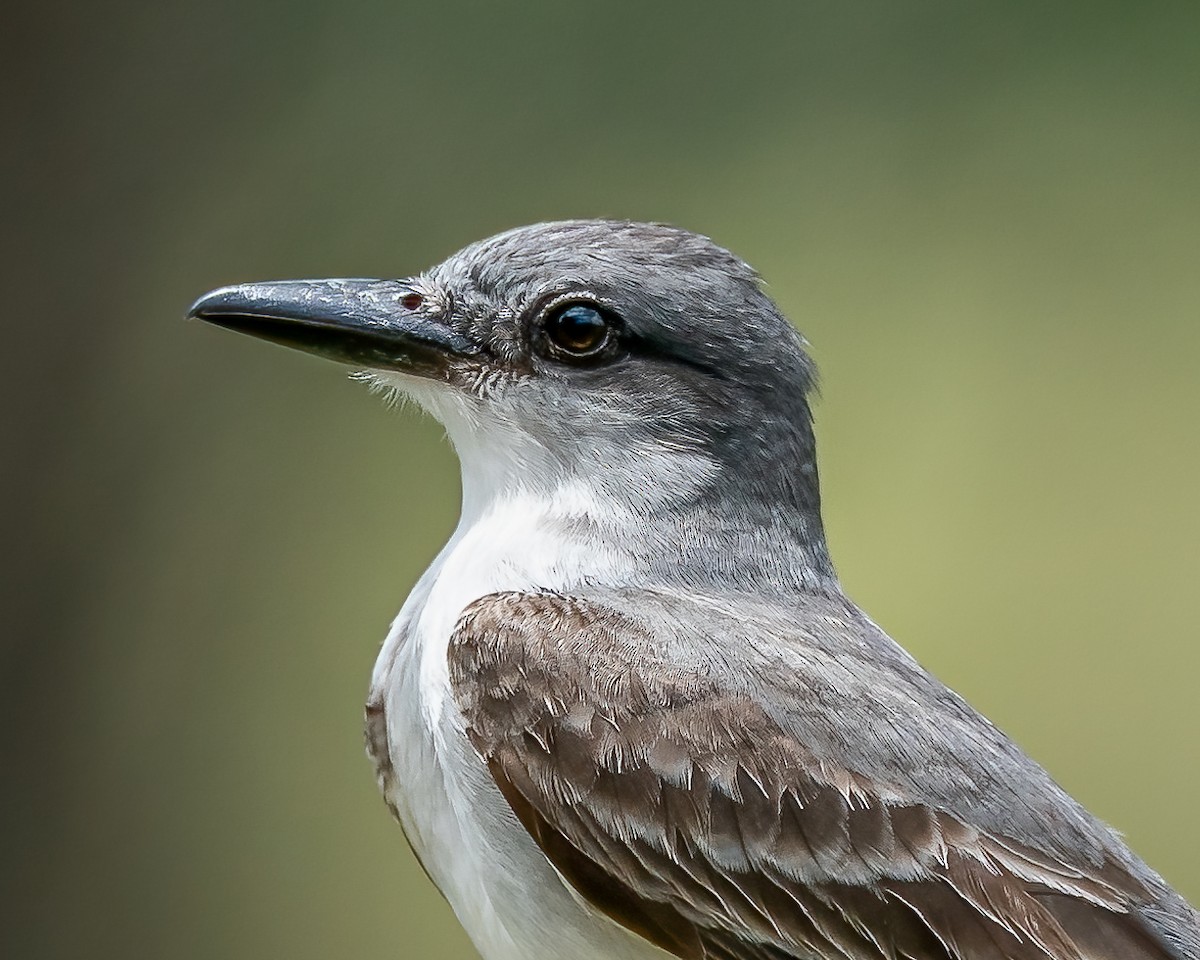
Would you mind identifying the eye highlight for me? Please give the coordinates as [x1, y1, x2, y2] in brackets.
[540, 301, 619, 360]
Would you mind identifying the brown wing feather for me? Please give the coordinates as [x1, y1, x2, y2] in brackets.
[449, 591, 1178, 960]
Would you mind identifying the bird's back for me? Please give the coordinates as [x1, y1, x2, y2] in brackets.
[447, 584, 1200, 960]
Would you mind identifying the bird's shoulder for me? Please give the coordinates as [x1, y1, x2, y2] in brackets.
[447, 587, 1184, 960]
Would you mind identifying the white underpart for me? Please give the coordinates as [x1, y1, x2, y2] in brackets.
[365, 372, 707, 960]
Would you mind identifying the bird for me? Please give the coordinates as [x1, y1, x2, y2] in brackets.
[189, 220, 1198, 960]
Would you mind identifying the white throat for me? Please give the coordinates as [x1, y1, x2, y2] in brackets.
[368, 375, 651, 716]
[365, 385, 667, 960]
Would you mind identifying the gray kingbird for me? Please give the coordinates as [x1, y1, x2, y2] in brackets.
[189, 220, 1198, 960]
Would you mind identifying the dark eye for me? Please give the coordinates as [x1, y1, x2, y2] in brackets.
[542, 302, 617, 359]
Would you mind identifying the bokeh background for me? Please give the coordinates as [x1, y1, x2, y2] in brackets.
[5, 2, 1199, 957]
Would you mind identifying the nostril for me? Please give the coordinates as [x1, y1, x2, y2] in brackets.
[400, 292, 424, 311]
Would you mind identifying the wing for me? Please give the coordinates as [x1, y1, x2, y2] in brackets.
[448, 590, 1192, 960]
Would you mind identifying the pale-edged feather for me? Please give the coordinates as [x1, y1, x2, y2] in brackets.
[449, 590, 1195, 960]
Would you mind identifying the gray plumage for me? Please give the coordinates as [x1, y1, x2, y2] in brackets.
[453, 589, 1196, 960]
[190, 220, 1200, 960]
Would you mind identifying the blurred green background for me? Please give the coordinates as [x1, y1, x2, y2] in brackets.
[5, 1, 1198, 957]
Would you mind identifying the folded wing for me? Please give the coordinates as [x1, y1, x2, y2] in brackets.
[449, 590, 1188, 960]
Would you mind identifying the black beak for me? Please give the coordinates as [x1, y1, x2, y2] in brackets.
[186, 279, 477, 373]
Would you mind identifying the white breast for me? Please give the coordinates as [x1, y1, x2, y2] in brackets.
[367, 487, 660, 960]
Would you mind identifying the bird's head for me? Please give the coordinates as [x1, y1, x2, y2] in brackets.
[190, 221, 832, 583]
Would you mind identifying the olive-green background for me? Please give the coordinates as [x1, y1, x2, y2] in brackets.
[5, 2, 1198, 958]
